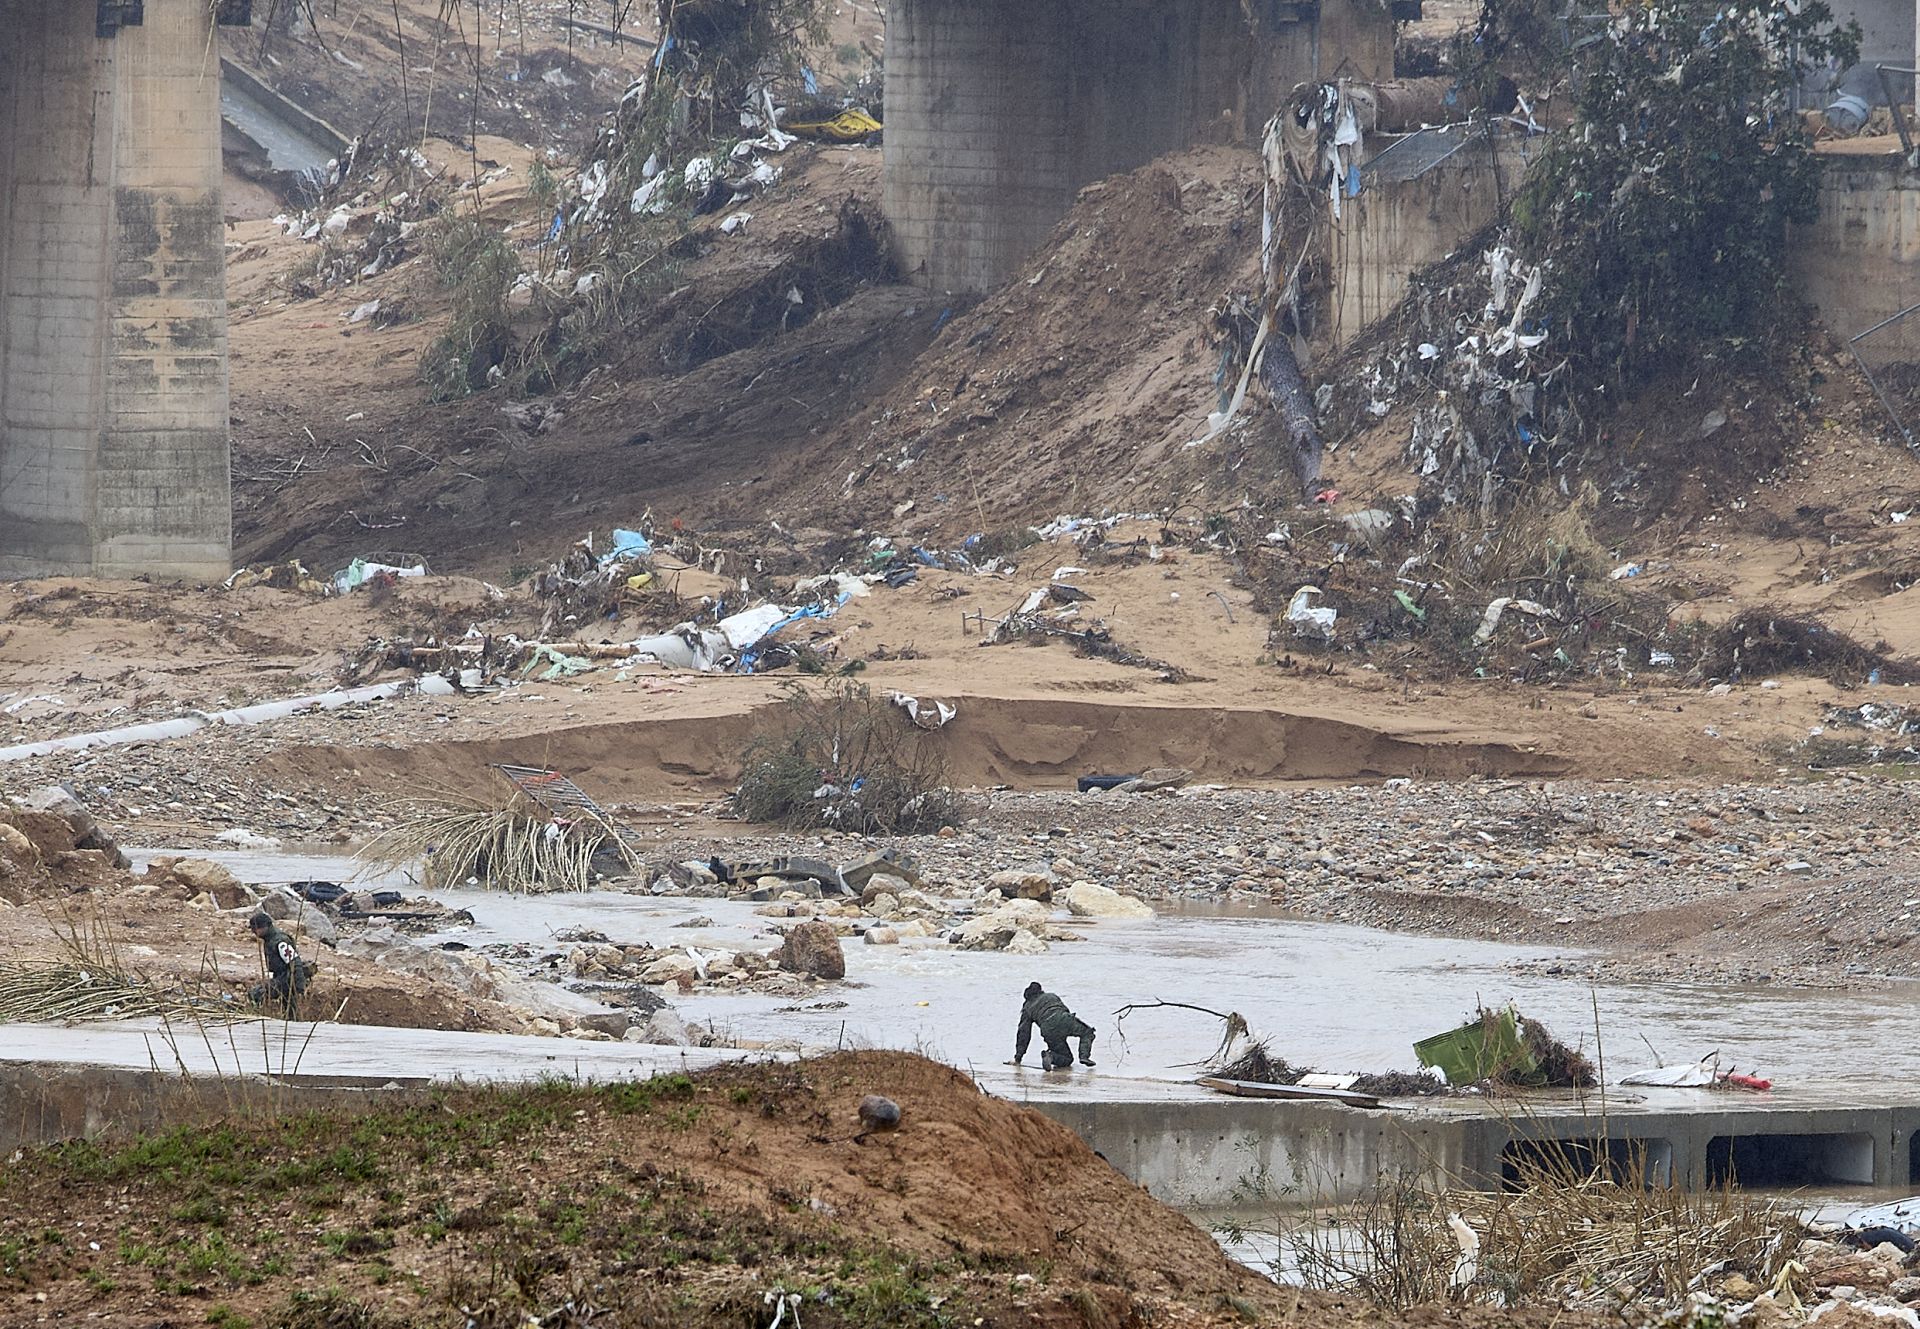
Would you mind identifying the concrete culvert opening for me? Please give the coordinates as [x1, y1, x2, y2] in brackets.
[1706, 1133, 1875, 1187]
[1501, 1137, 1674, 1190]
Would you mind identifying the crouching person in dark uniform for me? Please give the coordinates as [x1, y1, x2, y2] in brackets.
[247, 912, 311, 1017]
[1012, 981, 1096, 1071]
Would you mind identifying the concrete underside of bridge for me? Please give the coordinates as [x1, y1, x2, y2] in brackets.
[883, 0, 1396, 294]
[0, 0, 232, 580]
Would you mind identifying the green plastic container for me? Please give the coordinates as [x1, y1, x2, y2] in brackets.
[1413, 1009, 1542, 1085]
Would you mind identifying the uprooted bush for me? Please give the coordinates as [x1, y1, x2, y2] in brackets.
[1703, 609, 1910, 684]
[1510, 0, 1859, 398]
[420, 216, 522, 400]
[732, 680, 959, 834]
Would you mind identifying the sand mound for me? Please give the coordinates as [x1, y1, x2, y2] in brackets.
[0, 1051, 1291, 1327]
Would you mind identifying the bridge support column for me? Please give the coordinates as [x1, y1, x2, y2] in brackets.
[0, 0, 232, 580]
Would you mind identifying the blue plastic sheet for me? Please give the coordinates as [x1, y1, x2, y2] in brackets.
[600, 528, 653, 565]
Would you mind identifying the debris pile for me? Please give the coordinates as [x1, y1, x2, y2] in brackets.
[731, 680, 959, 834]
[1215, 1040, 1450, 1098]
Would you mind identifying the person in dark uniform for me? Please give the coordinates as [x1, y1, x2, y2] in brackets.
[247, 912, 310, 1016]
[1012, 982, 1096, 1070]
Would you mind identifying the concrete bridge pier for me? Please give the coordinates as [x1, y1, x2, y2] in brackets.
[0, 0, 234, 579]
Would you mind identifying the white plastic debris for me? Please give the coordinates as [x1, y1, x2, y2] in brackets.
[889, 692, 957, 730]
[1447, 1213, 1480, 1288]
[1286, 585, 1337, 640]
[720, 211, 752, 235]
[1471, 597, 1556, 646]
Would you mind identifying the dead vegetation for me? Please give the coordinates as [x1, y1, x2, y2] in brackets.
[364, 794, 639, 893]
[732, 680, 959, 834]
[1274, 1144, 1803, 1311]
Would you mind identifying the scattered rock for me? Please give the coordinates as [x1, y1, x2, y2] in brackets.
[864, 926, 900, 946]
[640, 955, 699, 984]
[0, 823, 39, 866]
[1059, 882, 1154, 919]
[986, 869, 1054, 901]
[778, 921, 846, 979]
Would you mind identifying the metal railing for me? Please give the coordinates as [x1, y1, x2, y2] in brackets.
[1848, 300, 1920, 450]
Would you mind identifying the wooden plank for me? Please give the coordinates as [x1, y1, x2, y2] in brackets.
[1195, 1076, 1385, 1109]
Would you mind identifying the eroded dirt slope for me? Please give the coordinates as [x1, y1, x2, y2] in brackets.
[0, 1052, 1310, 1327]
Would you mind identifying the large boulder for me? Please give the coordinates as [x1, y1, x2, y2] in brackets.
[258, 888, 337, 945]
[953, 899, 1052, 952]
[574, 1011, 634, 1039]
[625, 1009, 692, 1046]
[778, 921, 846, 979]
[640, 954, 699, 984]
[1059, 882, 1155, 919]
[859, 872, 912, 905]
[0, 823, 40, 868]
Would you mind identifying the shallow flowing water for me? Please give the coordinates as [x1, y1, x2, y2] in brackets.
[125, 847, 1920, 1098]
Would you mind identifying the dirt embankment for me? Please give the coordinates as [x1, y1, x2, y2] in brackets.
[0, 1052, 1330, 1328]
[0, 807, 546, 1037]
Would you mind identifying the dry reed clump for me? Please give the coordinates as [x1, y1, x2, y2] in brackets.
[1292, 1146, 1803, 1310]
[0, 907, 224, 1024]
[363, 797, 637, 893]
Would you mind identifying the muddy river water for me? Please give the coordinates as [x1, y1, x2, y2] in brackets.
[130, 848, 1920, 1096]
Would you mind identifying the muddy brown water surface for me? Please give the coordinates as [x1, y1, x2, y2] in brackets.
[127, 848, 1920, 1098]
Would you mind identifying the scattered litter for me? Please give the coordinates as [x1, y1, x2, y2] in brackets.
[334, 556, 428, 594]
[1287, 585, 1337, 640]
[1471, 597, 1558, 647]
[889, 692, 956, 730]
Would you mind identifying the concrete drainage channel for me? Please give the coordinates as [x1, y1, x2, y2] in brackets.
[1024, 1093, 1910, 1206]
